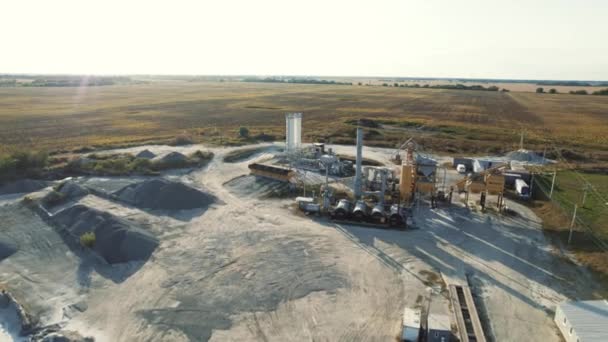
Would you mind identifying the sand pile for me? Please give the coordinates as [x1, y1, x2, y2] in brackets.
[0, 241, 17, 261]
[113, 179, 215, 210]
[505, 149, 546, 164]
[0, 179, 49, 195]
[135, 149, 156, 159]
[53, 205, 158, 264]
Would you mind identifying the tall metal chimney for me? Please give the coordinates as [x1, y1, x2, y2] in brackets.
[354, 126, 363, 199]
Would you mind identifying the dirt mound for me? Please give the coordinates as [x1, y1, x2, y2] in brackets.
[135, 149, 156, 159]
[0, 179, 49, 195]
[0, 241, 17, 261]
[53, 205, 158, 264]
[114, 179, 214, 210]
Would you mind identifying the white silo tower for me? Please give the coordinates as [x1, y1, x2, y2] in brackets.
[285, 112, 302, 153]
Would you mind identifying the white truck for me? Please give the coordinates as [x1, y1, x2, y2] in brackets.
[515, 179, 530, 199]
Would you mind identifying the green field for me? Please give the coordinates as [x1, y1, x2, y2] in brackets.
[536, 170, 608, 240]
[1, 80, 608, 156]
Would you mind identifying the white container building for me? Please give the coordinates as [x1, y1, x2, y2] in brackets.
[554, 300, 608, 342]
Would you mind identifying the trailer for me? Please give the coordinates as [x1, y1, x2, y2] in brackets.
[515, 178, 530, 199]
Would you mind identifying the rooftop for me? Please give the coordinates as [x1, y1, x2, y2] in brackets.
[559, 300, 608, 341]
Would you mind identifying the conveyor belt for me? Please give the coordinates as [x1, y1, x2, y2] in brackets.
[449, 284, 486, 342]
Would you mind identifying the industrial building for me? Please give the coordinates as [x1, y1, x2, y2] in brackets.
[401, 307, 422, 342]
[426, 313, 451, 342]
[554, 300, 608, 342]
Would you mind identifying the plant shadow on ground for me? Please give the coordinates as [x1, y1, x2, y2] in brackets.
[319, 205, 604, 318]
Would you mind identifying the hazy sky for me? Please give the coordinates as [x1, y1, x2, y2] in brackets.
[2, 0, 607, 80]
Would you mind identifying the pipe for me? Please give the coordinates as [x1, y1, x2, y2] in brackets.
[354, 126, 363, 199]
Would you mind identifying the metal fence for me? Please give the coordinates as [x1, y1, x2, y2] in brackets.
[532, 172, 608, 251]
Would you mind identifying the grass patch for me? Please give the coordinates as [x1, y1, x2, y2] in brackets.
[80, 232, 96, 248]
[66, 150, 214, 176]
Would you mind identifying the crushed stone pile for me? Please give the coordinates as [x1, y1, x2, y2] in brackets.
[0, 289, 34, 336]
[0, 179, 49, 195]
[41, 181, 89, 207]
[505, 149, 546, 164]
[0, 241, 17, 261]
[113, 179, 215, 210]
[53, 204, 158, 264]
[58, 181, 89, 198]
[135, 149, 156, 159]
[155, 151, 187, 164]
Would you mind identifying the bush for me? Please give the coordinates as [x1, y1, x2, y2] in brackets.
[536, 87, 544, 93]
[80, 232, 96, 248]
[592, 88, 608, 96]
[549, 88, 557, 94]
[0, 150, 48, 182]
[238, 126, 250, 138]
[569, 90, 588, 95]
[170, 134, 194, 146]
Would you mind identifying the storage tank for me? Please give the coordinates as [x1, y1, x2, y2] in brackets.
[334, 199, 351, 219]
[515, 179, 530, 199]
[371, 203, 385, 221]
[285, 113, 302, 153]
[352, 200, 368, 220]
[389, 204, 404, 227]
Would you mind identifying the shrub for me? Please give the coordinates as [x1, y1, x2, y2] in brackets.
[569, 90, 588, 95]
[80, 232, 96, 248]
[549, 88, 557, 94]
[170, 134, 194, 146]
[238, 126, 250, 138]
[536, 87, 544, 93]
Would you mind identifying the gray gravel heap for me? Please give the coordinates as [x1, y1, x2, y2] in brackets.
[53, 205, 158, 264]
[113, 179, 215, 210]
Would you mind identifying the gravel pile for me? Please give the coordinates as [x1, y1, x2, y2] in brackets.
[58, 181, 89, 198]
[41, 181, 89, 207]
[155, 151, 187, 164]
[53, 204, 158, 264]
[135, 149, 156, 159]
[0, 179, 49, 195]
[0, 241, 17, 261]
[113, 179, 215, 210]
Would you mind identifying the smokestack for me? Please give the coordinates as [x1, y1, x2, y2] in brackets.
[354, 126, 363, 199]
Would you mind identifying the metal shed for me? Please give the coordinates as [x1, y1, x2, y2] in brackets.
[427, 313, 451, 342]
[401, 307, 422, 342]
[554, 300, 608, 342]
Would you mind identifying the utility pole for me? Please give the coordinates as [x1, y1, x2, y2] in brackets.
[541, 147, 547, 164]
[549, 171, 557, 199]
[568, 204, 578, 245]
[520, 130, 525, 150]
[529, 173, 535, 198]
[582, 185, 589, 207]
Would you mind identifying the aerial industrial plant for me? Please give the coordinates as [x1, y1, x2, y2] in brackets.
[0, 111, 605, 342]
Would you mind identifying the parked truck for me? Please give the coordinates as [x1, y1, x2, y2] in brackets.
[515, 179, 530, 199]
